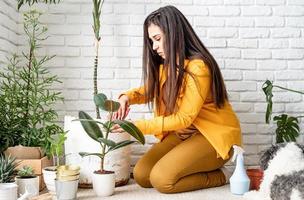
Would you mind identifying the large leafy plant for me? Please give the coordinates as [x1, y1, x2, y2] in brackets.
[0, 10, 64, 155]
[262, 80, 304, 143]
[77, 93, 145, 172]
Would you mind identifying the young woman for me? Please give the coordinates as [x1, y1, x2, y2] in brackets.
[112, 5, 242, 194]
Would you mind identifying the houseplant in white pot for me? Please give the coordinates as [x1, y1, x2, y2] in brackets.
[76, 93, 145, 196]
[0, 155, 18, 200]
[15, 166, 39, 198]
[42, 131, 67, 194]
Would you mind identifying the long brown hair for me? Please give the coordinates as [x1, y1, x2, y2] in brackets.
[142, 5, 228, 115]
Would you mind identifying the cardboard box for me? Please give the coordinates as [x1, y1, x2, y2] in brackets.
[16, 156, 53, 191]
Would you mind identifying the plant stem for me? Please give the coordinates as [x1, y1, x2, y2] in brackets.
[296, 116, 304, 119]
[274, 85, 304, 95]
[94, 39, 101, 119]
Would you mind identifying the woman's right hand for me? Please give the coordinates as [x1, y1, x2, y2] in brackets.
[112, 95, 130, 120]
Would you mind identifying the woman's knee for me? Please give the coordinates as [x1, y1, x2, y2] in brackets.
[133, 160, 152, 188]
[150, 164, 175, 194]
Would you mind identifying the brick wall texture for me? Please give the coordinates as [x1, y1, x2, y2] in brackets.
[1, 0, 304, 167]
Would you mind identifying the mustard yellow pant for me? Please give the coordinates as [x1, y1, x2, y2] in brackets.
[133, 133, 231, 194]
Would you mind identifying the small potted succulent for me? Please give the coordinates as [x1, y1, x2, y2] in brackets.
[77, 93, 145, 196]
[0, 155, 19, 200]
[15, 166, 39, 197]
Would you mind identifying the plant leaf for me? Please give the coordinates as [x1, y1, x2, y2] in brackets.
[109, 140, 136, 152]
[274, 114, 300, 143]
[97, 138, 116, 147]
[78, 111, 103, 141]
[79, 152, 104, 159]
[113, 120, 145, 145]
[262, 80, 273, 124]
[94, 93, 107, 109]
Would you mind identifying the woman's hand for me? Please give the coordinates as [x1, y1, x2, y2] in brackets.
[112, 95, 130, 120]
[111, 124, 124, 133]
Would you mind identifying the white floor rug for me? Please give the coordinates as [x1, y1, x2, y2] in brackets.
[77, 179, 245, 200]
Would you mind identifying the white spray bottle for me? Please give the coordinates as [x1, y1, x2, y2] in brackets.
[229, 145, 250, 195]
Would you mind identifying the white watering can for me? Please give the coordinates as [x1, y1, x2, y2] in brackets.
[0, 183, 38, 200]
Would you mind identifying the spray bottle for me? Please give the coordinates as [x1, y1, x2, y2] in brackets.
[229, 145, 250, 195]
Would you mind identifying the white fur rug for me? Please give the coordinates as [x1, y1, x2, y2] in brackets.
[76, 179, 246, 200]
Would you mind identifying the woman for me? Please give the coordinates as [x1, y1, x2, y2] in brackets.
[112, 5, 242, 194]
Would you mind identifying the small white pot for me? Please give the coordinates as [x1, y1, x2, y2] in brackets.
[15, 176, 39, 197]
[0, 183, 17, 200]
[92, 172, 115, 197]
[42, 166, 57, 194]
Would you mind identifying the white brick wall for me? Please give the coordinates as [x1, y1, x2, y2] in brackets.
[0, 0, 18, 63]
[2, 0, 304, 168]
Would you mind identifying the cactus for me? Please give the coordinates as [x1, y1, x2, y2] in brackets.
[0, 155, 18, 183]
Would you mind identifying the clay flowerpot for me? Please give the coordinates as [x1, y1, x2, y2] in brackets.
[246, 168, 264, 190]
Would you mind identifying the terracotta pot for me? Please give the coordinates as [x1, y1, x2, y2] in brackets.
[246, 168, 264, 190]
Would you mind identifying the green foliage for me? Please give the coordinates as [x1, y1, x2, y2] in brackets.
[262, 80, 304, 143]
[48, 131, 67, 166]
[0, 155, 18, 183]
[76, 93, 145, 172]
[92, 0, 104, 40]
[17, 0, 60, 10]
[17, 165, 35, 177]
[0, 10, 64, 155]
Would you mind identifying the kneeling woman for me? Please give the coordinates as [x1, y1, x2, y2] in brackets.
[112, 5, 242, 194]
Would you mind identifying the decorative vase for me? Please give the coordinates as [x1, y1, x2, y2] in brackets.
[64, 116, 131, 187]
[246, 168, 264, 190]
[92, 171, 115, 197]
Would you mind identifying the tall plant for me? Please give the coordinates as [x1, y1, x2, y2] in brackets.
[0, 10, 64, 155]
[262, 80, 304, 143]
[17, 0, 60, 10]
[92, 0, 104, 119]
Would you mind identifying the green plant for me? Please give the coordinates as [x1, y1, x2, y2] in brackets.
[262, 80, 304, 143]
[17, 165, 35, 177]
[92, 0, 104, 119]
[0, 10, 64, 155]
[48, 131, 67, 166]
[77, 93, 145, 172]
[0, 155, 18, 183]
[17, 0, 60, 10]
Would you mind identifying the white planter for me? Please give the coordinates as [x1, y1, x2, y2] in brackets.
[42, 166, 57, 194]
[0, 183, 17, 200]
[92, 172, 115, 197]
[55, 179, 79, 200]
[15, 176, 39, 197]
[64, 116, 131, 187]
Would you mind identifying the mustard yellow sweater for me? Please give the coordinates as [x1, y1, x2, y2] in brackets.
[122, 59, 242, 160]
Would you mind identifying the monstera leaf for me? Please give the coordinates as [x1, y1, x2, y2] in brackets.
[262, 80, 273, 124]
[274, 114, 299, 143]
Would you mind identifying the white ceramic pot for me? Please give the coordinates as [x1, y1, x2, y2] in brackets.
[55, 179, 79, 200]
[0, 183, 17, 200]
[42, 166, 57, 194]
[64, 116, 131, 187]
[92, 172, 115, 197]
[15, 176, 39, 197]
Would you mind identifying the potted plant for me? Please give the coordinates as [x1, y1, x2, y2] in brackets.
[246, 80, 304, 190]
[0, 155, 19, 200]
[15, 166, 39, 198]
[17, 0, 60, 10]
[0, 10, 64, 191]
[42, 131, 67, 194]
[76, 93, 145, 196]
